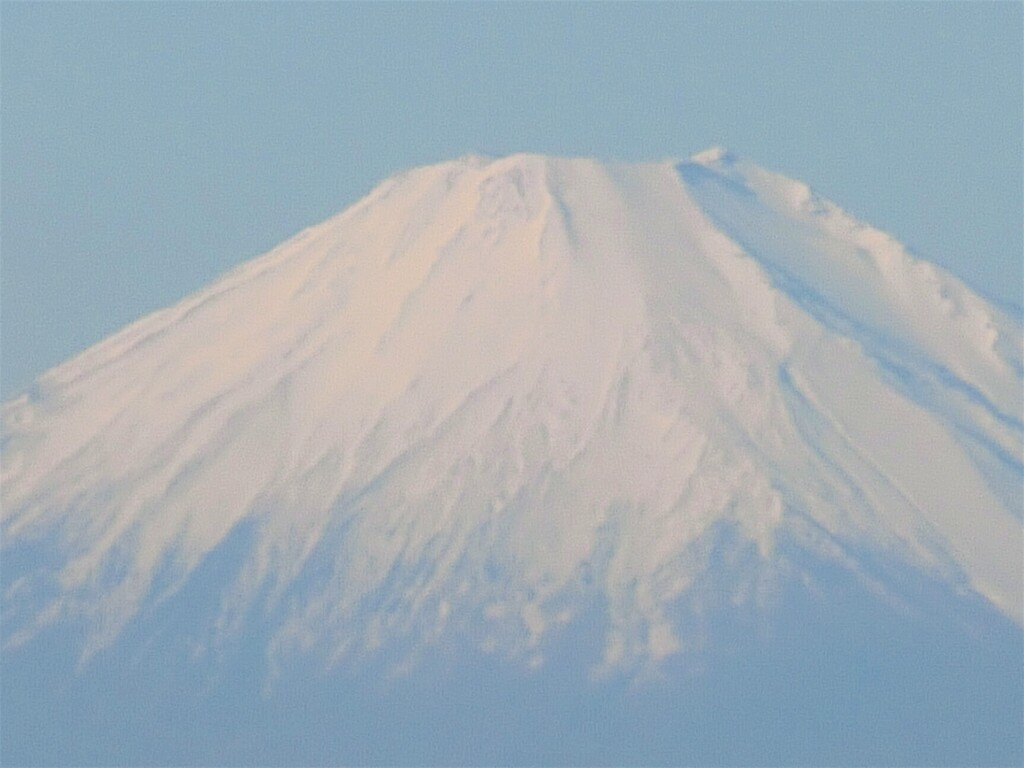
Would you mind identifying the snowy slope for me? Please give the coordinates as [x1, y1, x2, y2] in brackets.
[2, 149, 1021, 680]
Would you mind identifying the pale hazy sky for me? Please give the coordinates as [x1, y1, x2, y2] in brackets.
[2, 2, 1021, 398]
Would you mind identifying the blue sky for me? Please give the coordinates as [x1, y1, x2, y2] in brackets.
[2, 2, 1021, 399]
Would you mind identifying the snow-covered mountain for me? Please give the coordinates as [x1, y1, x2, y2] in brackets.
[3, 149, 1021, 765]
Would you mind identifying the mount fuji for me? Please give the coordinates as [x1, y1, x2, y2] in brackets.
[2, 149, 1021, 765]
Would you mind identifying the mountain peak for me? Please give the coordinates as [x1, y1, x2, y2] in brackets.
[690, 145, 737, 165]
[4, 148, 1021, 766]
[2, 151, 1020, 680]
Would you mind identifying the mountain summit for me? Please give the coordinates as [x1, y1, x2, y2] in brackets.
[3, 150, 1021, 764]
